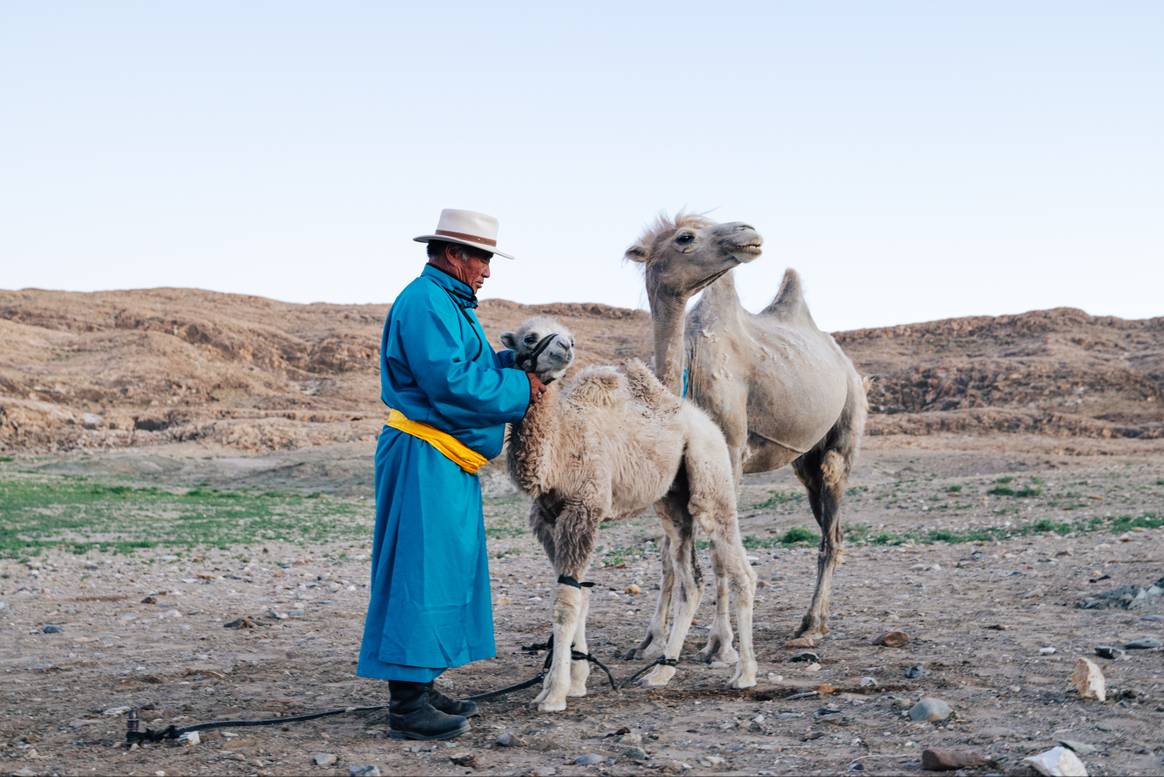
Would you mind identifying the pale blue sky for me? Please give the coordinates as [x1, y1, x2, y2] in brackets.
[2, 2, 1161, 330]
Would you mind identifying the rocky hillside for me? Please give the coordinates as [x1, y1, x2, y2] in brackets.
[0, 288, 1160, 452]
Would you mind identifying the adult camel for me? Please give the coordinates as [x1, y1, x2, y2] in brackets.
[626, 214, 867, 648]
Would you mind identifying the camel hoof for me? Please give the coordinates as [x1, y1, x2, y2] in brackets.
[637, 664, 677, 688]
[784, 636, 817, 649]
[729, 662, 758, 689]
[795, 620, 829, 640]
[698, 643, 739, 666]
[537, 697, 567, 713]
[568, 665, 589, 697]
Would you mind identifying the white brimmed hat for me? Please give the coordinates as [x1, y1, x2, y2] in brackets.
[414, 208, 514, 260]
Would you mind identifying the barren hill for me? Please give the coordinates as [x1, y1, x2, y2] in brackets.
[1, 288, 1160, 452]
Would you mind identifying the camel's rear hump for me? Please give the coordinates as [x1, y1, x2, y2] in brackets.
[761, 269, 814, 327]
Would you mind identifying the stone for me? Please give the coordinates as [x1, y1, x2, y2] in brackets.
[102, 706, 131, 717]
[177, 731, 200, 747]
[700, 756, 726, 767]
[905, 664, 926, 679]
[784, 636, 816, 649]
[12, 768, 36, 777]
[1040, 646, 1056, 655]
[349, 767, 381, 777]
[449, 753, 476, 767]
[1071, 658, 1106, 701]
[625, 584, 641, 595]
[313, 753, 338, 767]
[624, 746, 649, 761]
[1124, 637, 1161, 650]
[575, 753, 604, 766]
[1058, 740, 1098, 756]
[1023, 746, 1088, 776]
[41, 624, 63, 634]
[909, 698, 951, 722]
[81, 413, 103, 429]
[921, 748, 990, 771]
[873, 630, 910, 647]
[1078, 585, 1147, 610]
[859, 676, 878, 689]
[223, 616, 258, 629]
[617, 732, 642, 746]
[495, 732, 525, 747]
[789, 650, 820, 663]
[1094, 645, 1125, 660]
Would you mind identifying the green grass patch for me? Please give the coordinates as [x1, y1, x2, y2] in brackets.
[0, 455, 14, 463]
[0, 475, 366, 558]
[945, 484, 962, 493]
[753, 489, 804, 510]
[600, 544, 647, 567]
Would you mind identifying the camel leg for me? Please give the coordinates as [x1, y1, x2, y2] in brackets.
[532, 582, 583, 712]
[639, 514, 701, 688]
[624, 532, 672, 660]
[706, 529, 757, 688]
[568, 585, 591, 696]
[792, 448, 847, 640]
[696, 551, 739, 666]
[532, 503, 598, 713]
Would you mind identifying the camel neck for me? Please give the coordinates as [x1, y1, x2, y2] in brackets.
[702, 272, 741, 309]
[647, 287, 688, 396]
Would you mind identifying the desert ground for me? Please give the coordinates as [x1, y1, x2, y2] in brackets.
[2, 433, 1162, 776]
[2, 289, 1162, 775]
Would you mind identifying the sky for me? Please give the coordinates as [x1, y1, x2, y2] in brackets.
[1, 2, 1161, 331]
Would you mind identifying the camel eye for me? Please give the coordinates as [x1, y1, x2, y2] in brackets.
[524, 333, 539, 344]
[676, 233, 695, 244]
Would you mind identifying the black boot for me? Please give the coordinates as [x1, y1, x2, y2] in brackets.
[427, 683, 479, 718]
[388, 680, 469, 741]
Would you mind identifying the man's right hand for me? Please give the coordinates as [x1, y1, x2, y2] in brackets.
[527, 372, 547, 404]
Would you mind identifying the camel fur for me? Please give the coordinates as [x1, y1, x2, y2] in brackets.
[502, 317, 757, 713]
[627, 213, 867, 644]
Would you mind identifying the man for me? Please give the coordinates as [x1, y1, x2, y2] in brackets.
[357, 209, 546, 741]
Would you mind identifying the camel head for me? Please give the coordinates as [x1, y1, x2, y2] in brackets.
[501, 316, 576, 384]
[625, 213, 763, 301]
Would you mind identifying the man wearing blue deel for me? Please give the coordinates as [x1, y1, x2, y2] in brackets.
[358, 209, 546, 740]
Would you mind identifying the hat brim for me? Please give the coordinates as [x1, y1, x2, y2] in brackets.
[414, 234, 514, 260]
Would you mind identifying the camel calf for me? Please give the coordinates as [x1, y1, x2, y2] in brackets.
[503, 317, 756, 713]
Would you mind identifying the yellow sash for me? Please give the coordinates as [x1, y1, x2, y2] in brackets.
[385, 408, 487, 475]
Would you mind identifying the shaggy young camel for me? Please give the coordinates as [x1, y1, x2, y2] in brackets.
[626, 214, 867, 646]
[501, 316, 756, 713]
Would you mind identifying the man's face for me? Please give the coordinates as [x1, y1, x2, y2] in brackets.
[447, 245, 493, 293]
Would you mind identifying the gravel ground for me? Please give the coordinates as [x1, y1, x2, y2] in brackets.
[2, 434, 1163, 776]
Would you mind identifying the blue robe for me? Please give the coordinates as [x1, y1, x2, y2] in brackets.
[357, 264, 530, 682]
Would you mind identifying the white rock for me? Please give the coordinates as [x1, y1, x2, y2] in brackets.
[177, 731, 200, 747]
[1023, 746, 1087, 776]
[1040, 646, 1056, 655]
[1071, 657, 1106, 702]
[312, 753, 338, 767]
[102, 706, 131, 716]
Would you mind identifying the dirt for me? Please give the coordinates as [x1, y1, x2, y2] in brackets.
[3, 434, 1163, 776]
[3, 289, 1162, 453]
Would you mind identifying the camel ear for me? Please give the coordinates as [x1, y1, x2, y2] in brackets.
[500, 331, 518, 350]
[624, 244, 648, 263]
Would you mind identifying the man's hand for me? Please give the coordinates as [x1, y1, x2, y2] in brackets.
[527, 372, 547, 404]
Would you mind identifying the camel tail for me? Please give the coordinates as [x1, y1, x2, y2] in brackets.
[761, 268, 812, 325]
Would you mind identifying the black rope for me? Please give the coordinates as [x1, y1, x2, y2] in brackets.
[618, 656, 680, 689]
[126, 621, 682, 746]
